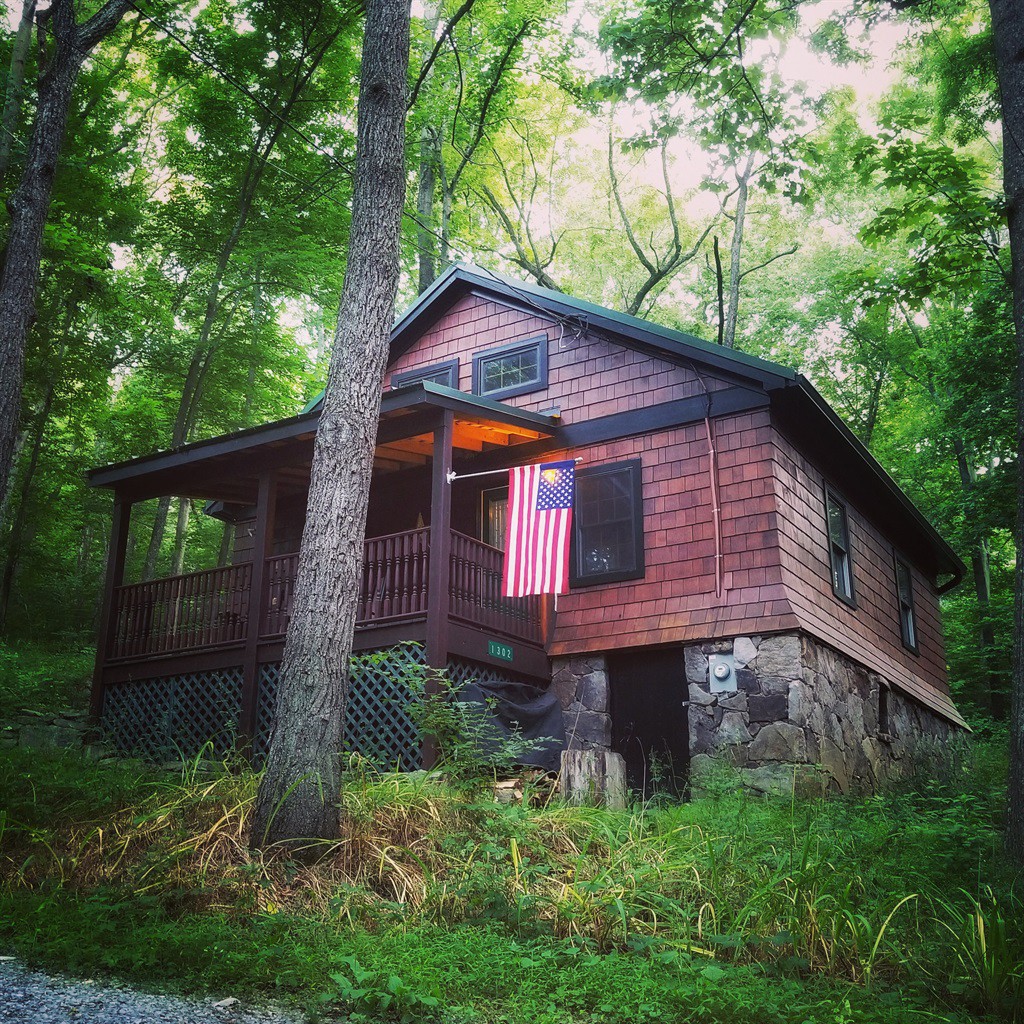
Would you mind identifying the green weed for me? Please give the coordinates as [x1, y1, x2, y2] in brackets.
[0, 742, 1020, 1023]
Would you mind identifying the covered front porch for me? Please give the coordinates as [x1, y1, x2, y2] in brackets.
[87, 382, 565, 760]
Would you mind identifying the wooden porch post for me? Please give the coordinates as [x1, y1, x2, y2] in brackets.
[239, 469, 278, 747]
[423, 410, 454, 768]
[540, 593, 556, 647]
[425, 410, 454, 669]
[89, 492, 132, 722]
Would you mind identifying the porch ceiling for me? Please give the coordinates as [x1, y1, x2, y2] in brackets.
[374, 407, 548, 473]
[87, 382, 561, 501]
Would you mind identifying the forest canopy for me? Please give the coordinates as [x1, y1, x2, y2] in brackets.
[0, 0, 1011, 722]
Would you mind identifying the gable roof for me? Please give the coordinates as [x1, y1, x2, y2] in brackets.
[303, 262, 797, 415]
[302, 263, 962, 583]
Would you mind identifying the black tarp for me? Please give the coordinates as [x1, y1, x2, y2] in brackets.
[458, 679, 566, 772]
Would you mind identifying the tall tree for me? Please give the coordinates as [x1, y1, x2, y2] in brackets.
[252, 0, 412, 849]
[988, 0, 1024, 858]
[0, 0, 37, 182]
[0, 0, 136, 517]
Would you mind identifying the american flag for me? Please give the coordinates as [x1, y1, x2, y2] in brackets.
[502, 460, 575, 597]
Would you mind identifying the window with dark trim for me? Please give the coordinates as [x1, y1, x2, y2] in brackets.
[481, 487, 508, 551]
[570, 459, 645, 586]
[392, 358, 459, 390]
[825, 487, 855, 605]
[472, 335, 548, 399]
[894, 556, 918, 652]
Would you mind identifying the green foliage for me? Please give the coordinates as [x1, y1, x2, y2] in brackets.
[0, 742, 1020, 1022]
[386, 654, 550, 784]
[324, 955, 441, 1022]
[0, 642, 92, 717]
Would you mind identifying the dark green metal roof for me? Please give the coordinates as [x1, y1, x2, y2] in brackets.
[301, 262, 800, 415]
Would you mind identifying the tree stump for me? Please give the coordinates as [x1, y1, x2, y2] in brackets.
[559, 749, 627, 809]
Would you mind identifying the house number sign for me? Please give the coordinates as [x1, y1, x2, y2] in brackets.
[488, 640, 514, 662]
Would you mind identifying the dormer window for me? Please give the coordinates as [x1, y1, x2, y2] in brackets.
[472, 335, 548, 399]
[392, 358, 459, 390]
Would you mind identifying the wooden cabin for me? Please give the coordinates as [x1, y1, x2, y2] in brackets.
[89, 264, 968, 794]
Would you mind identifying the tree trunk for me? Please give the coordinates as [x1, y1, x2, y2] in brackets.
[723, 154, 755, 349]
[162, 23, 344, 462]
[0, 358, 60, 630]
[252, 0, 411, 851]
[0, 0, 133, 512]
[0, 0, 37, 182]
[414, 0, 440, 292]
[142, 495, 172, 581]
[988, 0, 1024, 861]
[218, 521, 234, 567]
[416, 125, 439, 292]
[952, 437, 1005, 717]
[170, 497, 190, 576]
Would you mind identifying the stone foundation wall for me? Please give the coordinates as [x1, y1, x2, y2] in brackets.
[0, 709, 110, 757]
[551, 654, 611, 750]
[686, 632, 962, 796]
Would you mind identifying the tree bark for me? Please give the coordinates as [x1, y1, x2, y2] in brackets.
[0, 0, 134, 517]
[952, 436, 1005, 718]
[0, 0, 36, 182]
[170, 497, 190, 576]
[142, 495, 172, 580]
[416, 124, 439, 292]
[217, 521, 234, 567]
[988, 0, 1024, 861]
[414, 0, 441, 293]
[251, 0, 411, 850]
[723, 153, 755, 349]
[0, 341, 62, 630]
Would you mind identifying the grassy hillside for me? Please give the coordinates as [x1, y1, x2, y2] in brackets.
[0, 738, 1019, 1023]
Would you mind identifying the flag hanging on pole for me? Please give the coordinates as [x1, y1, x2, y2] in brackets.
[503, 460, 575, 597]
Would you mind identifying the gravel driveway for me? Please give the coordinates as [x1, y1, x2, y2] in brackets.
[0, 959, 311, 1023]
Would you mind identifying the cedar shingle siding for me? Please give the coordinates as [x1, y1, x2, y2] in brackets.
[388, 289, 957, 724]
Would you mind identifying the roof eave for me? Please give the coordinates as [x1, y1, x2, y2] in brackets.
[783, 376, 966, 584]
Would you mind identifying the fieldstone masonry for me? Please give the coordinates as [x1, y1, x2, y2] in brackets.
[686, 632, 961, 796]
[0, 708, 109, 756]
[551, 654, 611, 750]
[554, 632, 963, 798]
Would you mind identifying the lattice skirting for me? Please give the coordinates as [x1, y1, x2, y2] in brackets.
[101, 667, 244, 760]
[101, 648, 543, 768]
[445, 657, 538, 690]
[254, 644, 426, 771]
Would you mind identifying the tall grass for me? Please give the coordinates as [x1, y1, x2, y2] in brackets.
[0, 743, 1020, 1022]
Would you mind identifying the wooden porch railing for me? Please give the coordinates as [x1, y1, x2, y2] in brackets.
[108, 526, 541, 661]
[110, 562, 252, 659]
[358, 528, 430, 622]
[263, 552, 299, 636]
[449, 531, 544, 644]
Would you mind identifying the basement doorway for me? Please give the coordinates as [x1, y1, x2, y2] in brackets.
[607, 647, 689, 798]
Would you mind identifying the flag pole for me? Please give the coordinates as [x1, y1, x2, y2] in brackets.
[446, 457, 582, 485]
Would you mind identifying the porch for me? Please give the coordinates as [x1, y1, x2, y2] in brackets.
[87, 382, 566, 761]
[107, 527, 546, 662]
